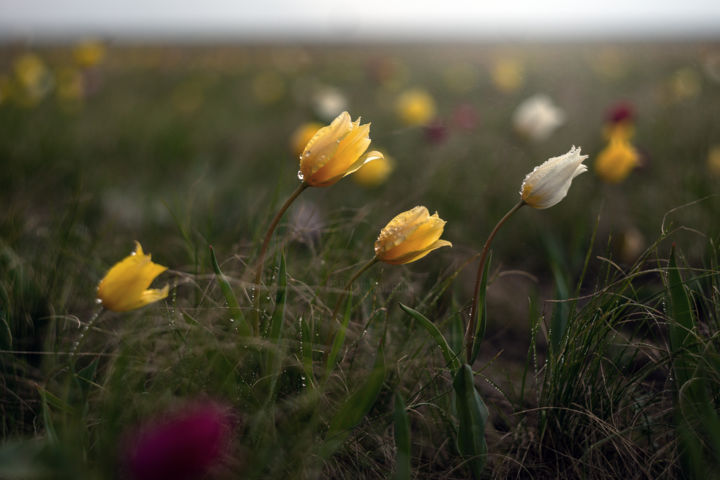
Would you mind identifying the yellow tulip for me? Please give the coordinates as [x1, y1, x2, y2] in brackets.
[708, 146, 720, 176]
[594, 137, 639, 183]
[352, 152, 394, 188]
[395, 88, 436, 126]
[290, 121, 323, 158]
[520, 146, 588, 209]
[374, 206, 452, 265]
[491, 58, 525, 93]
[299, 111, 382, 187]
[73, 40, 106, 68]
[97, 242, 169, 312]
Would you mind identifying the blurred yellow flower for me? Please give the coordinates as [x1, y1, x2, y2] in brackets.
[374, 206, 451, 265]
[299, 111, 382, 187]
[73, 40, 106, 68]
[0, 75, 10, 105]
[13, 53, 54, 105]
[352, 151, 394, 188]
[97, 242, 169, 312]
[395, 88, 436, 126]
[591, 48, 627, 81]
[521, 146, 588, 209]
[56, 67, 84, 103]
[252, 71, 285, 104]
[290, 122, 323, 158]
[669, 68, 701, 102]
[594, 137, 639, 183]
[491, 58, 525, 93]
[443, 63, 479, 94]
[708, 146, 720, 176]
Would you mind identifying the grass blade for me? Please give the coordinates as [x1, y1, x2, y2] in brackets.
[399, 303, 460, 373]
[322, 347, 387, 457]
[209, 245, 251, 336]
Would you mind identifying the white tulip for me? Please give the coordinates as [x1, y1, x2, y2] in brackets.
[513, 94, 565, 142]
[520, 146, 588, 209]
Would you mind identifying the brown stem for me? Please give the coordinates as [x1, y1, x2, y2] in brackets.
[464, 200, 525, 363]
[253, 181, 308, 332]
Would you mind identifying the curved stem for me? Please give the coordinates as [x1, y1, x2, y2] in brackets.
[465, 200, 525, 363]
[254, 182, 309, 289]
[253, 181, 308, 333]
[330, 257, 379, 322]
[70, 305, 104, 360]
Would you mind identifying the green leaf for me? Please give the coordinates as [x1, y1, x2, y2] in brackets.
[549, 262, 570, 352]
[209, 246, 251, 336]
[470, 252, 491, 364]
[392, 393, 411, 480]
[264, 253, 287, 403]
[299, 317, 314, 389]
[322, 348, 386, 457]
[268, 253, 287, 342]
[453, 364, 488, 479]
[400, 303, 460, 373]
[668, 246, 696, 360]
[325, 296, 352, 376]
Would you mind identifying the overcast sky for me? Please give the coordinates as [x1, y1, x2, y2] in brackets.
[1, 0, 720, 41]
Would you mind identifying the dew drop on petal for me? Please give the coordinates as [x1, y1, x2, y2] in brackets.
[297, 170, 304, 180]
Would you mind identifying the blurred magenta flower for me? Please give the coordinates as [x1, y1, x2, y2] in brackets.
[604, 101, 635, 140]
[451, 103, 479, 131]
[424, 119, 447, 144]
[125, 402, 233, 480]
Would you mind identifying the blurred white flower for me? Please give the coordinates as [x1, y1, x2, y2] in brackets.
[312, 86, 348, 121]
[513, 94, 565, 142]
[520, 146, 588, 209]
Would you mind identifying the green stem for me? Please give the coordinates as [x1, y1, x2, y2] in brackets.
[465, 200, 525, 363]
[70, 305, 104, 360]
[330, 257, 379, 322]
[253, 181, 308, 332]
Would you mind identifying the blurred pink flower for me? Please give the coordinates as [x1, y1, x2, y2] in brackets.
[605, 101, 634, 125]
[451, 103, 479, 131]
[424, 119, 448, 144]
[125, 402, 233, 480]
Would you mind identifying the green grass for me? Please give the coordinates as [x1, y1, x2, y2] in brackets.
[1, 42, 720, 479]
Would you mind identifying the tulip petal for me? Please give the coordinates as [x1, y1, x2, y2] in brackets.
[381, 214, 445, 261]
[382, 239, 453, 265]
[97, 242, 169, 312]
[122, 285, 170, 312]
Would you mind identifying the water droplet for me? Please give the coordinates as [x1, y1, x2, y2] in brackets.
[304, 150, 311, 157]
[297, 170, 304, 180]
[95, 298, 102, 305]
[229, 318, 235, 323]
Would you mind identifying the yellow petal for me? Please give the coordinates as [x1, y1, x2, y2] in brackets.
[382, 239, 453, 265]
[374, 206, 429, 257]
[96, 242, 169, 312]
[381, 214, 445, 261]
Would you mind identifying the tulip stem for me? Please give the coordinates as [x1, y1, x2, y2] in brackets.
[253, 181, 309, 333]
[330, 257, 379, 322]
[323, 256, 379, 370]
[465, 200, 525, 363]
[70, 305, 104, 360]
